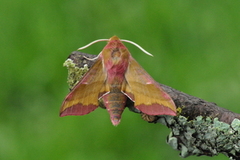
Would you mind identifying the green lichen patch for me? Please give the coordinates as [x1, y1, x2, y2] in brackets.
[63, 59, 89, 89]
[159, 115, 240, 159]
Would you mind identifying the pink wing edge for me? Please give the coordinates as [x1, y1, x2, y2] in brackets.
[60, 103, 98, 117]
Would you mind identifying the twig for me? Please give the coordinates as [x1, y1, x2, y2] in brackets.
[63, 51, 240, 159]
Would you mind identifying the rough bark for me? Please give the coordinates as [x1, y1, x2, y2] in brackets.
[63, 51, 240, 160]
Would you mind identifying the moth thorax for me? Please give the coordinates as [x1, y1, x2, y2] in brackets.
[111, 49, 122, 62]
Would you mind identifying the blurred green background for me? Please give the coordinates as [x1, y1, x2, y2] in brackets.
[1, 0, 240, 159]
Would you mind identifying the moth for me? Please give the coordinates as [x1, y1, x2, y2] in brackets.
[60, 36, 176, 126]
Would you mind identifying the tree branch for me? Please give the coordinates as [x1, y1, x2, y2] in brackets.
[64, 51, 240, 160]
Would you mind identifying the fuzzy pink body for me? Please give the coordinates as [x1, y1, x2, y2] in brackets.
[60, 36, 176, 126]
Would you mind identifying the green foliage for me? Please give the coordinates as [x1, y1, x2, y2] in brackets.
[0, 0, 239, 159]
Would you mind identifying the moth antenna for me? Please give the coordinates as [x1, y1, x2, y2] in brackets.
[78, 39, 108, 50]
[78, 38, 153, 57]
[121, 39, 153, 57]
[83, 54, 100, 61]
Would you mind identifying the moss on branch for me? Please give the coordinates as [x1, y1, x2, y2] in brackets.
[63, 51, 240, 159]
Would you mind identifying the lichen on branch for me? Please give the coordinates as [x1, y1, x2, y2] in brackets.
[63, 51, 240, 159]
